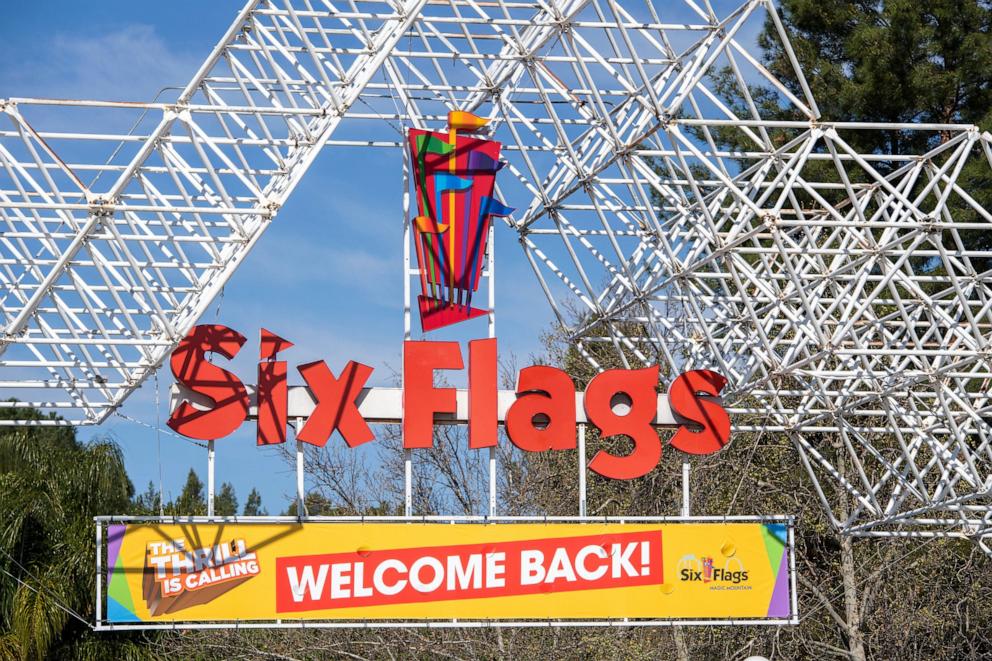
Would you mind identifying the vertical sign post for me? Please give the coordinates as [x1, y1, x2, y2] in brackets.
[95, 522, 102, 626]
[682, 462, 691, 517]
[487, 221, 497, 518]
[402, 140, 413, 518]
[296, 417, 305, 517]
[207, 440, 215, 517]
[578, 424, 587, 517]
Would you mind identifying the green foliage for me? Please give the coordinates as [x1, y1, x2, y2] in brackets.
[0, 403, 154, 660]
[172, 468, 206, 516]
[283, 492, 336, 516]
[242, 488, 266, 516]
[133, 481, 161, 516]
[137, 471, 251, 518]
[711, 0, 992, 273]
[214, 482, 238, 517]
[762, 0, 992, 131]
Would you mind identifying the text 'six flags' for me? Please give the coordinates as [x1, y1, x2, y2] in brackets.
[409, 110, 513, 332]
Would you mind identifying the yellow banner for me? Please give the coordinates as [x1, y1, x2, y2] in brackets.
[103, 521, 793, 623]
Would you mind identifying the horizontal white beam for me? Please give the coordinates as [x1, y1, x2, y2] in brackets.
[171, 384, 693, 427]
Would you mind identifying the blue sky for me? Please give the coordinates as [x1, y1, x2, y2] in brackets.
[1, 1, 769, 514]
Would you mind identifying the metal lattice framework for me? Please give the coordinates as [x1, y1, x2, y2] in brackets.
[2, 0, 991, 545]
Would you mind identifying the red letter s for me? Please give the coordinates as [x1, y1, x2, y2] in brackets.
[167, 324, 249, 440]
[669, 369, 730, 455]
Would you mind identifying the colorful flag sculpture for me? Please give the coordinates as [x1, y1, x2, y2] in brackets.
[408, 111, 512, 332]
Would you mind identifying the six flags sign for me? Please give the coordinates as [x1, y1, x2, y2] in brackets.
[167, 326, 732, 481]
[167, 112, 732, 480]
[107, 113, 791, 630]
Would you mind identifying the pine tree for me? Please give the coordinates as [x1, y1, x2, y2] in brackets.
[742, 0, 992, 269]
[284, 492, 336, 516]
[243, 488, 267, 516]
[173, 468, 206, 515]
[760, 0, 992, 137]
[214, 481, 238, 516]
[134, 480, 162, 515]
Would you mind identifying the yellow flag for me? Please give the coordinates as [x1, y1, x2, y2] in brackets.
[448, 110, 489, 131]
[414, 214, 447, 234]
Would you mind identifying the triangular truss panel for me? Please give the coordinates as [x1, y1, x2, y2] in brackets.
[2, 0, 991, 545]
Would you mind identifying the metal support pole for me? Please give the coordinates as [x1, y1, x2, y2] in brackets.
[402, 137, 413, 519]
[487, 222, 497, 519]
[681, 461, 690, 517]
[404, 454, 413, 517]
[487, 225, 495, 336]
[296, 417, 305, 518]
[578, 423, 587, 517]
[788, 519, 799, 621]
[488, 445, 497, 518]
[207, 440, 215, 518]
[95, 522, 102, 626]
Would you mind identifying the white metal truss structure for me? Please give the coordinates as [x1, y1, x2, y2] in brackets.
[2, 0, 991, 546]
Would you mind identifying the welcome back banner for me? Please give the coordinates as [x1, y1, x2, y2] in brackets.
[102, 521, 794, 625]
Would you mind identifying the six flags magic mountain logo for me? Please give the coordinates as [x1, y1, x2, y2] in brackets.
[408, 110, 513, 332]
[678, 554, 749, 587]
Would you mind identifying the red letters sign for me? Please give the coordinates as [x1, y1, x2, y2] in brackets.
[169, 325, 732, 480]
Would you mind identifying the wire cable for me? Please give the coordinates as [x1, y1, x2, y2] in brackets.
[0, 550, 92, 629]
[155, 372, 165, 517]
[113, 411, 208, 449]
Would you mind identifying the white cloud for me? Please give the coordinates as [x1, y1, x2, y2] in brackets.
[1, 24, 198, 101]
